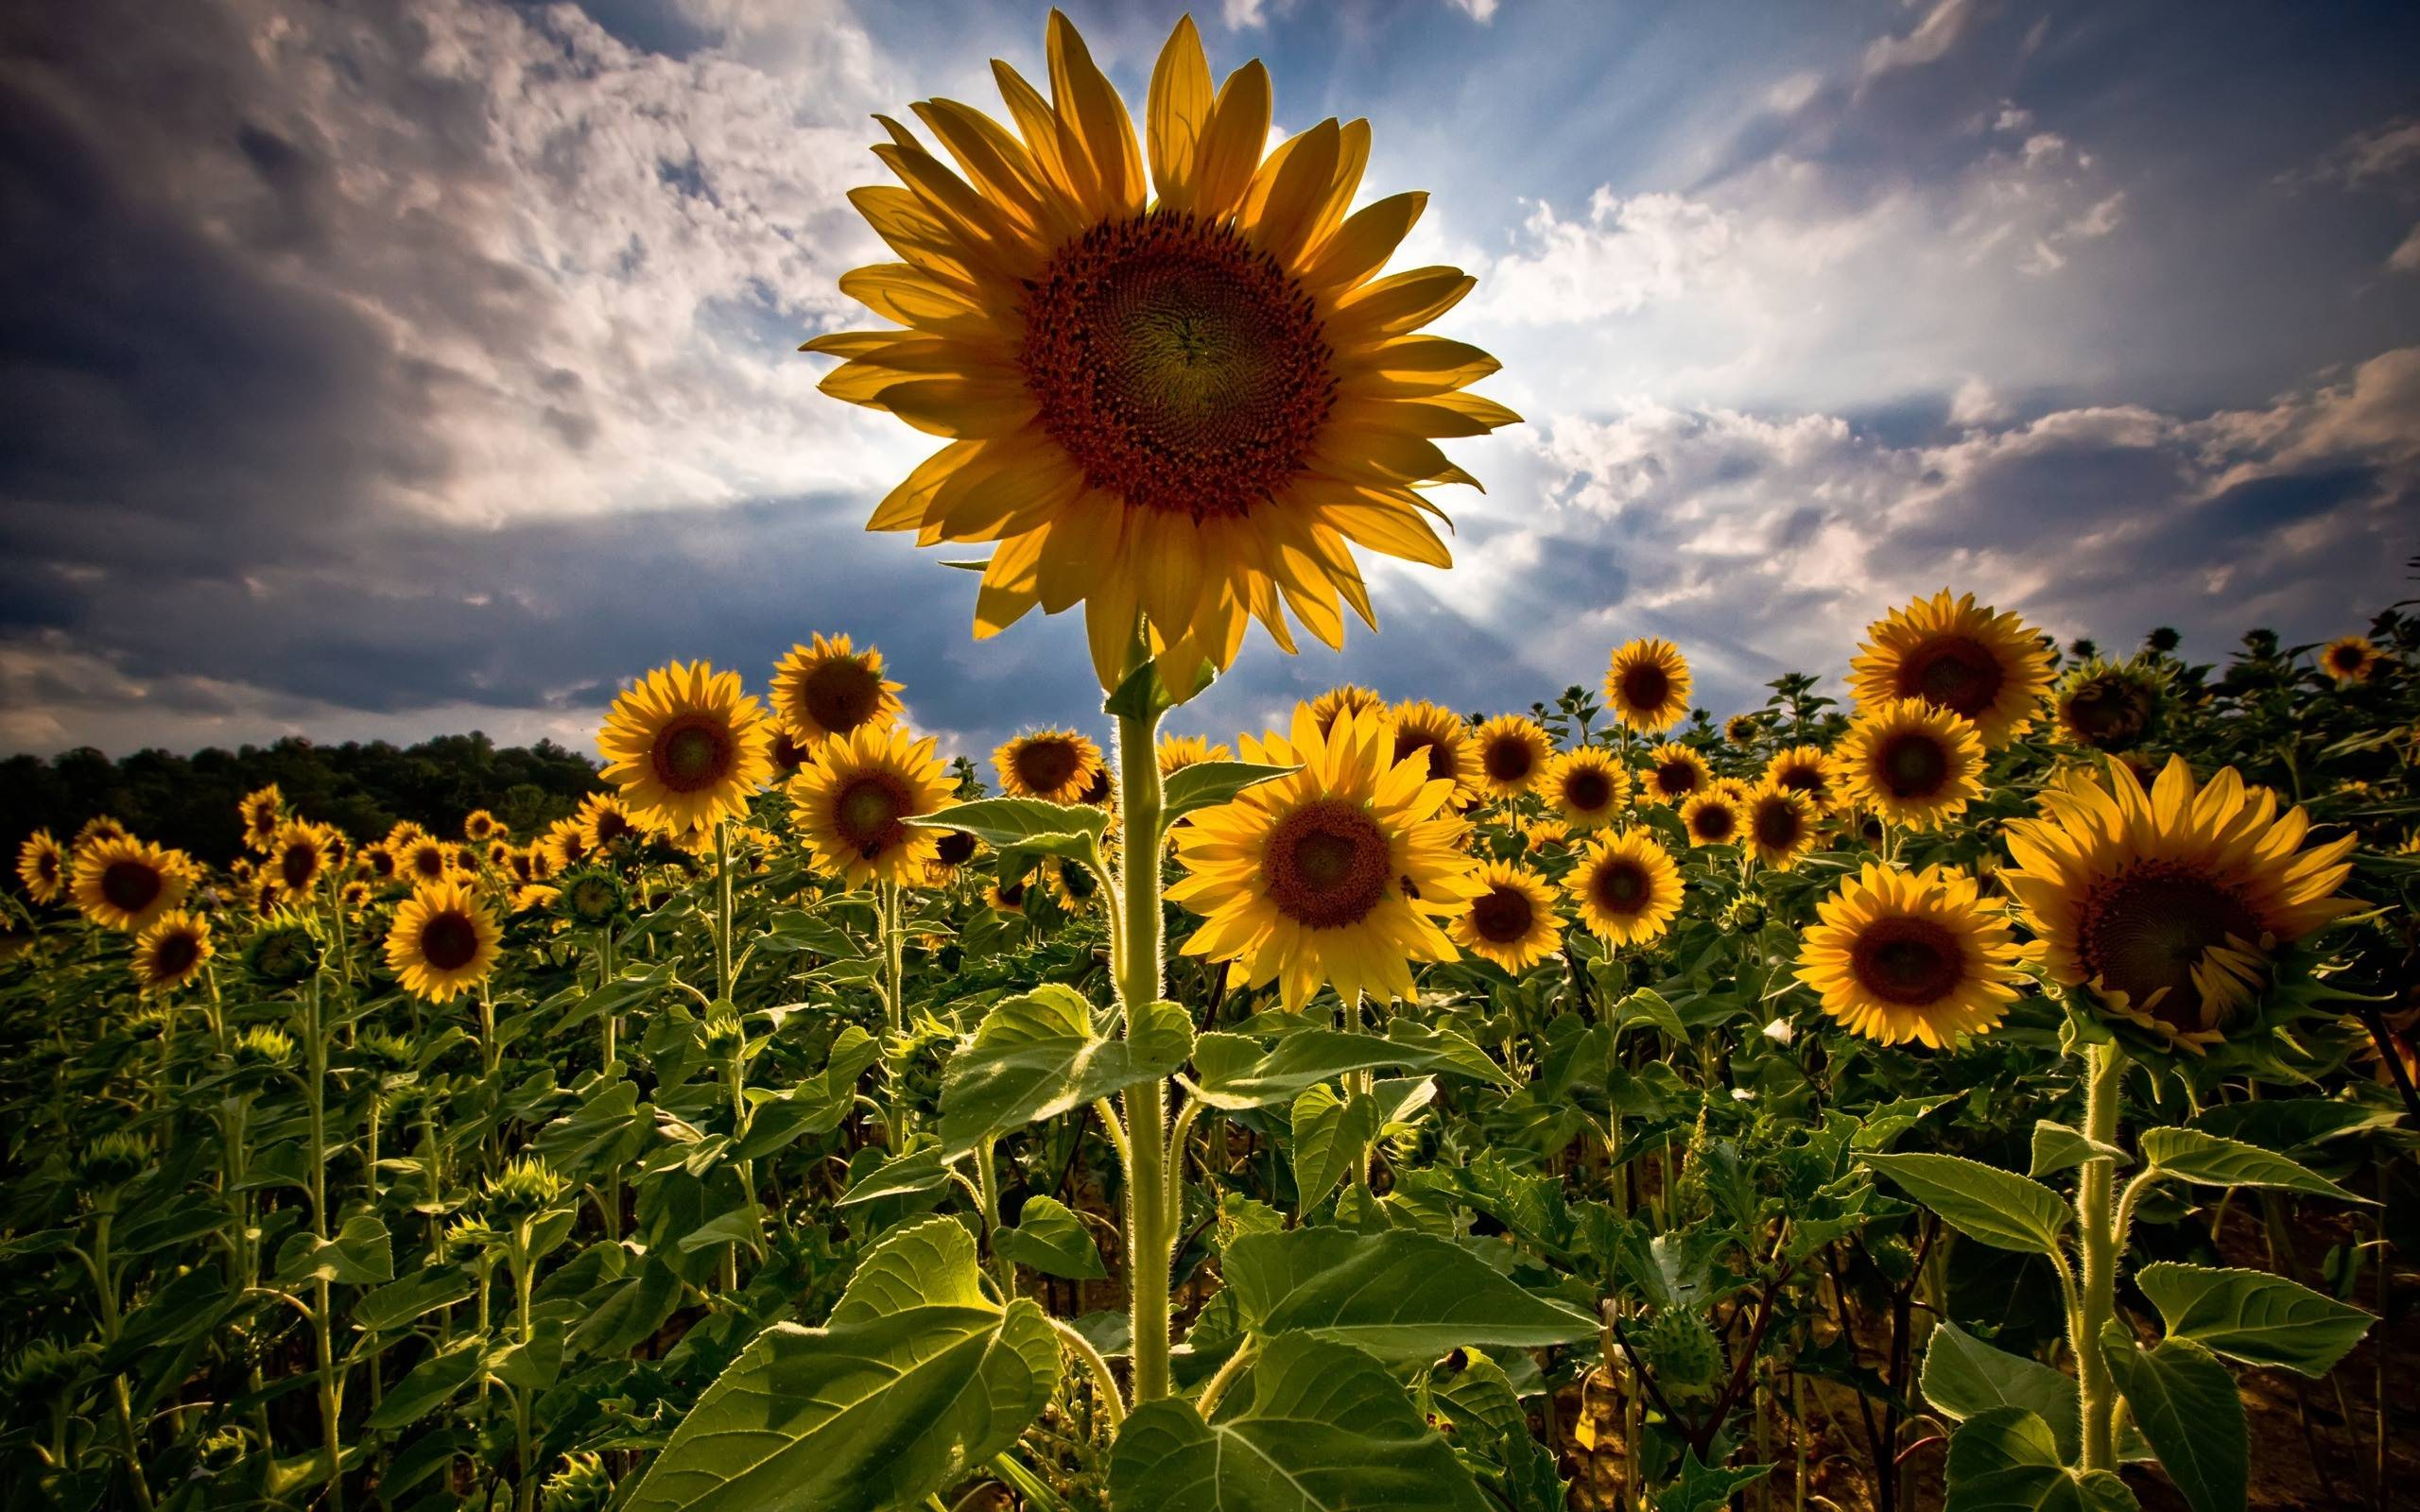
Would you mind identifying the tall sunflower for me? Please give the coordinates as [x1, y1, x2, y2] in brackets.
[1543, 747, 1630, 831]
[1389, 699, 1482, 807]
[994, 729, 1103, 803]
[400, 835, 455, 888]
[1605, 638, 1692, 733]
[769, 633, 906, 746]
[1565, 829, 1684, 947]
[1680, 791, 1743, 848]
[1449, 861, 1564, 971]
[536, 821, 586, 877]
[1762, 746, 1838, 813]
[1796, 864, 2023, 1048]
[596, 662, 776, 834]
[789, 723, 956, 888]
[576, 792, 649, 855]
[1835, 700, 1986, 832]
[71, 836, 192, 934]
[1998, 756, 2358, 1049]
[1723, 712, 1766, 747]
[462, 809, 506, 844]
[1155, 733, 1233, 776]
[1169, 703, 1480, 1010]
[1309, 684, 1389, 737]
[16, 831, 65, 904]
[1641, 743, 1711, 807]
[131, 910, 214, 997]
[1849, 590, 2053, 748]
[267, 821, 335, 901]
[2319, 635, 2382, 685]
[1742, 782, 1820, 871]
[384, 880, 504, 1005]
[2052, 658, 2165, 752]
[808, 13, 1516, 688]
[1471, 714, 1552, 799]
[75, 816, 130, 850]
[238, 785, 285, 852]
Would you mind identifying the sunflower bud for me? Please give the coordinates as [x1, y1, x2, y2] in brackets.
[243, 917, 323, 988]
[76, 1130, 151, 1191]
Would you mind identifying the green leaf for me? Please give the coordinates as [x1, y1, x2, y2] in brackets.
[2135, 1262, 2373, 1378]
[1850, 1093, 1963, 1153]
[1861, 1153, 2070, 1255]
[1107, 1332, 1490, 1511]
[908, 799, 1106, 865]
[2138, 1127, 2365, 1202]
[1943, 1408, 2139, 1512]
[1920, 1322, 2084, 1465]
[2099, 1328, 2244, 1512]
[939, 988, 1192, 1153]
[572, 1255, 686, 1357]
[1162, 761, 1298, 821]
[995, 1195, 1105, 1280]
[1290, 1084, 1379, 1213]
[353, 1267, 475, 1334]
[1653, 1448, 1772, 1512]
[834, 1146, 955, 1210]
[627, 1218, 1060, 1512]
[275, 1213, 395, 1287]
[2028, 1121, 2132, 1178]
[366, 1338, 485, 1430]
[1189, 1027, 1508, 1110]
[485, 1318, 565, 1391]
[1611, 988, 1688, 1043]
[1221, 1228, 1597, 1358]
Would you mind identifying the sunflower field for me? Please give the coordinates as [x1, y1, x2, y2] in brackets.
[6, 14, 2420, 1512]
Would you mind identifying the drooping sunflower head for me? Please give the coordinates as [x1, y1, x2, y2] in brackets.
[1796, 863, 2024, 1049]
[71, 836, 192, 934]
[770, 633, 906, 746]
[1449, 861, 1564, 972]
[384, 879, 504, 1005]
[576, 791, 649, 855]
[1042, 855, 1104, 914]
[1309, 685, 1390, 737]
[554, 868, 631, 929]
[2052, 657, 2167, 752]
[1544, 747, 1630, 831]
[791, 722, 956, 888]
[1723, 712, 1766, 747]
[268, 821, 333, 900]
[986, 874, 1030, 916]
[237, 785, 285, 851]
[596, 661, 775, 835]
[1998, 755, 2358, 1050]
[1155, 733, 1233, 776]
[1643, 743, 1712, 806]
[1564, 829, 1684, 947]
[1835, 700, 1986, 832]
[243, 913, 323, 988]
[1389, 699, 1481, 806]
[994, 729, 1103, 804]
[75, 816, 130, 851]
[461, 809, 504, 844]
[1742, 782, 1820, 871]
[809, 14, 1516, 690]
[1471, 714, 1552, 799]
[2319, 634, 2382, 685]
[1605, 638, 1693, 733]
[1680, 791, 1743, 848]
[15, 830, 65, 904]
[1169, 703, 1481, 1011]
[1849, 590, 2054, 748]
[131, 910, 213, 997]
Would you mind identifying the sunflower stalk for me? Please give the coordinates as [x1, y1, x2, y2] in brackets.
[2070, 1038, 2127, 1475]
[1110, 644, 1176, 1403]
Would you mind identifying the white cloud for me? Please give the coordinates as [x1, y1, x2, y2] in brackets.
[1859, 0, 1981, 86]
[2392, 222, 2420, 274]
[1223, 0, 1270, 29]
[1445, 0, 1502, 21]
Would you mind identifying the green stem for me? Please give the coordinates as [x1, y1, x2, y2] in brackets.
[303, 977, 346, 1512]
[2073, 1040, 2126, 1474]
[715, 819, 735, 1002]
[1114, 683, 1173, 1402]
[976, 1137, 1014, 1297]
[1046, 1316, 1127, 1428]
[881, 881, 909, 1144]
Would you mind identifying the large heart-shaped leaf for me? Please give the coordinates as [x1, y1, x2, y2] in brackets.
[939, 987, 1193, 1153]
[1221, 1228, 1596, 1358]
[1943, 1407, 2139, 1512]
[2134, 1263, 2372, 1379]
[995, 1194, 1106, 1280]
[2099, 1328, 2243, 1512]
[908, 799, 1107, 865]
[1861, 1153, 2069, 1256]
[627, 1217, 1059, 1512]
[1920, 1322, 2084, 1464]
[1290, 1085, 1380, 1213]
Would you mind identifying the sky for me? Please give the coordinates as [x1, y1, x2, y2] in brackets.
[3, 0, 2417, 764]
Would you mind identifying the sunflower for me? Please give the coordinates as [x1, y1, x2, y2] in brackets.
[506, 846, 540, 885]
[790, 722, 956, 887]
[75, 816, 130, 850]
[71, 836, 192, 934]
[1710, 776, 1753, 806]
[1742, 783, 1820, 870]
[2319, 635, 2382, 685]
[994, 729, 1103, 804]
[1389, 699, 1482, 806]
[1849, 590, 2053, 748]
[2053, 658, 2165, 752]
[1998, 756, 2358, 1049]
[1169, 703, 1480, 1010]
[248, 875, 285, 916]
[1470, 714, 1551, 799]
[399, 836, 455, 887]
[1565, 829, 1684, 947]
[576, 792, 650, 855]
[484, 839, 515, 871]
[1309, 685, 1390, 737]
[1604, 638, 1692, 733]
[339, 879, 373, 913]
[1544, 747, 1630, 831]
[769, 633, 906, 746]
[1642, 743, 1711, 806]
[1042, 855, 1105, 913]
[1835, 700, 1986, 831]
[1156, 733, 1233, 776]
[986, 875, 1031, 915]
[237, 786, 285, 852]
[131, 910, 213, 997]
[927, 827, 982, 885]
[597, 662, 775, 834]
[537, 821, 587, 876]
[267, 821, 334, 900]
[1796, 864, 2023, 1048]
[1449, 862, 1564, 971]
[1079, 765, 1116, 807]
[384, 879, 504, 1005]
[462, 809, 505, 844]
[1520, 817, 1572, 856]
[15, 831, 65, 904]
[1723, 712, 1765, 747]
[1763, 746, 1839, 813]
[807, 14, 1515, 688]
[1680, 791, 1743, 848]
[769, 729, 811, 780]
[514, 884, 562, 916]
[385, 821, 431, 853]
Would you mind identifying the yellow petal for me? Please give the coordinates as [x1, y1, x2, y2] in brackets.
[1189, 60, 1270, 220]
[1148, 16, 1214, 209]
[1046, 10, 1146, 219]
[1240, 118, 1340, 267]
[1299, 191, 1426, 294]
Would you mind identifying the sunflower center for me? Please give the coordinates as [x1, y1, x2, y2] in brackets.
[1469, 884, 1536, 945]
[1020, 209, 1335, 521]
[800, 659, 885, 734]
[1896, 635, 2005, 718]
[1775, 764, 1824, 797]
[1058, 861, 1101, 901]
[1482, 735, 1536, 783]
[2327, 645, 2361, 672]
[1617, 663, 1671, 713]
[411, 847, 446, 881]
[1654, 760, 1699, 798]
[996, 878, 1027, 906]
[1849, 917, 1965, 1006]
[151, 932, 201, 980]
[369, 851, 396, 878]
[420, 912, 480, 972]
[2066, 681, 2150, 748]
[1691, 804, 1737, 843]
[1753, 801, 1805, 852]
[833, 771, 913, 860]
[936, 830, 978, 867]
[1263, 799, 1392, 929]
[1877, 732, 1950, 799]
[594, 809, 636, 845]
[280, 844, 317, 889]
[1011, 738, 1083, 795]
[2077, 864, 2263, 1027]
[1589, 858, 1651, 917]
[101, 860, 163, 914]
[1564, 767, 1616, 813]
